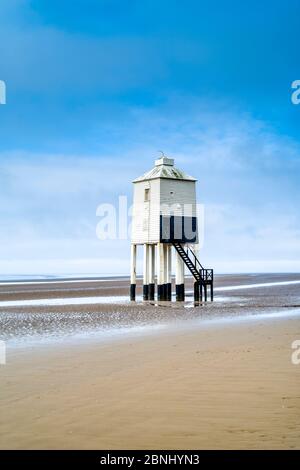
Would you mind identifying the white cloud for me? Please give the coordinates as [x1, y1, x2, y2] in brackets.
[0, 103, 299, 275]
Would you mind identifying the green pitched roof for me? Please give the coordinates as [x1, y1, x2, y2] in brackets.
[133, 157, 197, 183]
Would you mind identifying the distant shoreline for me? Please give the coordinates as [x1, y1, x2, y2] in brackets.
[0, 271, 299, 284]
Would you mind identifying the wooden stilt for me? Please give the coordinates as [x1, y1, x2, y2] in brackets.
[148, 244, 155, 300]
[130, 244, 136, 301]
[194, 281, 199, 302]
[157, 243, 165, 300]
[175, 249, 185, 301]
[143, 244, 149, 300]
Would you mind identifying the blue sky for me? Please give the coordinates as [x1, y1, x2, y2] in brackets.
[0, 0, 299, 275]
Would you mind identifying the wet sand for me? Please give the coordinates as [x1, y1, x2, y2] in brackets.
[0, 272, 299, 301]
[0, 273, 300, 449]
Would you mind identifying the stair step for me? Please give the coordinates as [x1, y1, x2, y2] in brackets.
[172, 242, 211, 284]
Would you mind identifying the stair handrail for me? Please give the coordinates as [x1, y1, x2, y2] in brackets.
[172, 242, 213, 284]
[187, 247, 204, 271]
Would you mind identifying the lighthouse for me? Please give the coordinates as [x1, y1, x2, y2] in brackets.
[130, 156, 213, 302]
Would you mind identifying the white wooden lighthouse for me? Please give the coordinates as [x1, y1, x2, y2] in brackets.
[130, 156, 213, 302]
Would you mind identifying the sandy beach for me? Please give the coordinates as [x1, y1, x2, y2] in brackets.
[0, 273, 300, 449]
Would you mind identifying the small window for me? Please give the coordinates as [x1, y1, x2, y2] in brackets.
[144, 188, 150, 201]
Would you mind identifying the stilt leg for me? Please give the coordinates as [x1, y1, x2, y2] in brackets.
[143, 244, 149, 300]
[157, 243, 165, 300]
[130, 244, 136, 301]
[163, 244, 168, 300]
[175, 250, 185, 301]
[148, 245, 155, 300]
[167, 245, 172, 300]
[194, 281, 199, 302]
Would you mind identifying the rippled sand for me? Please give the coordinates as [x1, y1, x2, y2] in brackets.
[0, 273, 300, 449]
[0, 273, 300, 348]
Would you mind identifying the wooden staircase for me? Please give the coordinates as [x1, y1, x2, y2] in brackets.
[172, 242, 213, 300]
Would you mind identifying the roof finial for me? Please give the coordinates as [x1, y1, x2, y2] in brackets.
[155, 153, 174, 167]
